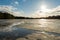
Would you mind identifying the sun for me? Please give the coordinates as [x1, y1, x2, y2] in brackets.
[39, 5, 50, 17]
[41, 5, 48, 12]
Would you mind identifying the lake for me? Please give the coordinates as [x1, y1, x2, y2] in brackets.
[0, 19, 60, 40]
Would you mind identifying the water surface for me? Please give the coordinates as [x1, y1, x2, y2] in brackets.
[0, 19, 60, 40]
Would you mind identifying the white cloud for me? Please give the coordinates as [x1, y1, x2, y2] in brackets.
[31, 10, 50, 17]
[12, 11, 23, 16]
[14, 1, 19, 5]
[50, 6, 60, 13]
[0, 5, 24, 16]
[31, 5, 60, 17]
[48, 6, 60, 16]
[0, 5, 17, 13]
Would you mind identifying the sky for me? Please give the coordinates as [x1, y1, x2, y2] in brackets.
[0, 0, 60, 17]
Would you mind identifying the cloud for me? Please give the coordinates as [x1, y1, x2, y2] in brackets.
[0, 5, 17, 11]
[31, 10, 50, 17]
[48, 6, 60, 16]
[11, 1, 19, 5]
[12, 11, 24, 16]
[0, 5, 24, 16]
[31, 5, 60, 17]
[51, 6, 60, 13]
[14, 1, 19, 5]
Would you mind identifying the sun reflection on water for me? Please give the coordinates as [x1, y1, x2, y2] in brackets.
[38, 19, 48, 27]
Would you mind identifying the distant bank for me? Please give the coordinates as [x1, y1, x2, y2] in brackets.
[0, 11, 60, 19]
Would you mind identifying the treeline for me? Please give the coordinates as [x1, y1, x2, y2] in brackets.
[43, 15, 60, 19]
[15, 15, 60, 19]
[0, 11, 60, 19]
[0, 11, 41, 19]
[0, 12, 14, 19]
[15, 17, 40, 19]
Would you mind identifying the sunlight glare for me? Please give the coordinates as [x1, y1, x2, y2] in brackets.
[41, 5, 47, 12]
[39, 19, 48, 27]
[39, 5, 51, 17]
